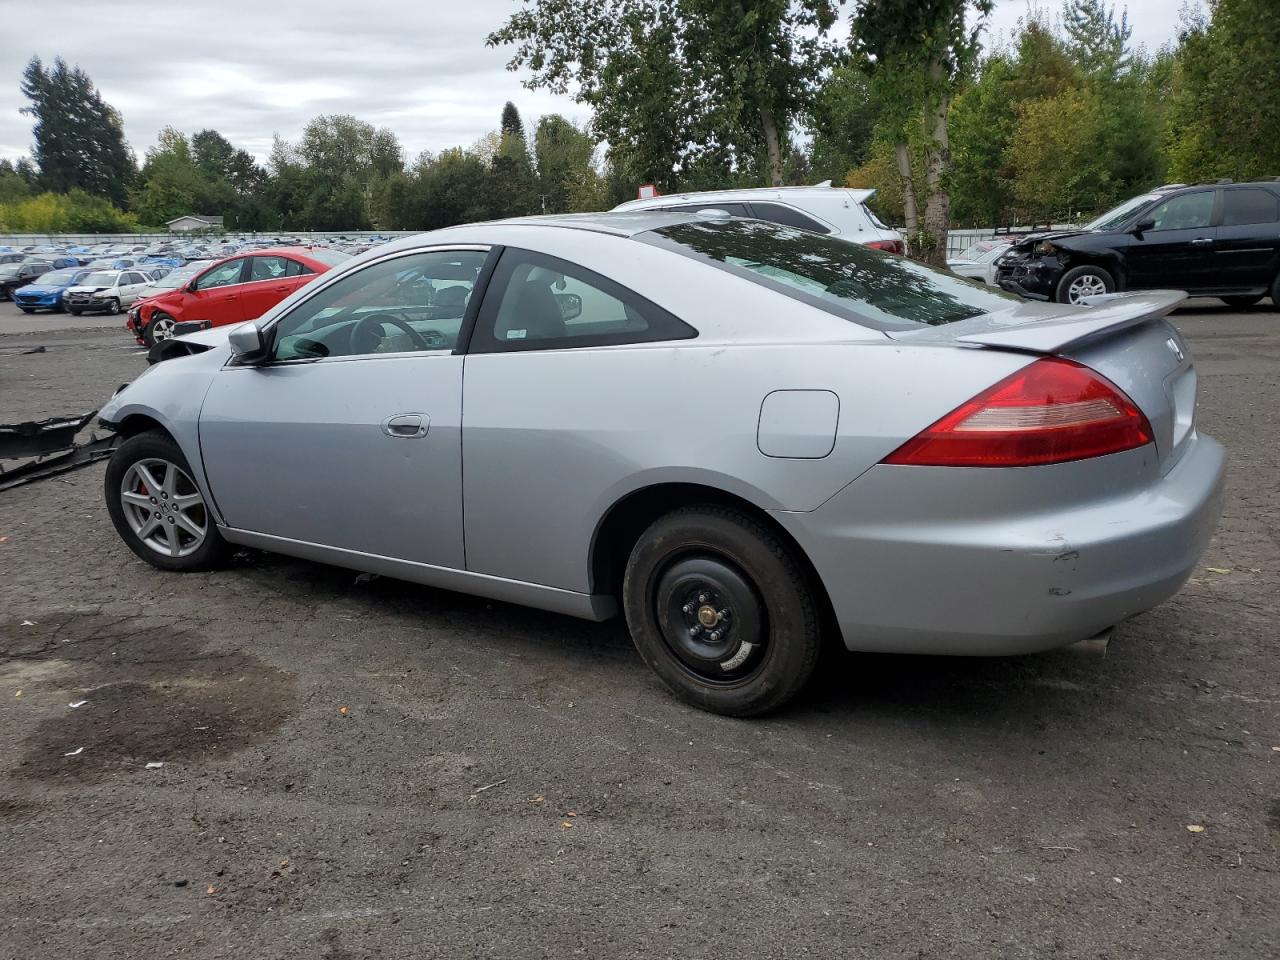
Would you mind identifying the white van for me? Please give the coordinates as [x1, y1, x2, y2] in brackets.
[613, 182, 904, 252]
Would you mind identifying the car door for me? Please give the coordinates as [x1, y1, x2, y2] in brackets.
[1123, 189, 1219, 291]
[198, 246, 491, 569]
[1212, 187, 1280, 291]
[461, 247, 698, 592]
[184, 257, 248, 325]
[239, 255, 299, 321]
[120, 271, 147, 305]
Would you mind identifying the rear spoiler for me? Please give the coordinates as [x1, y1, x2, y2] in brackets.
[953, 290, 1186, 354]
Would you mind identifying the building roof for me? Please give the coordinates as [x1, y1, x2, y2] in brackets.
[166, 214, 225, 225]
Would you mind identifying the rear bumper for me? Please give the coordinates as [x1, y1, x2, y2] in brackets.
[774, 435, 1226, 655]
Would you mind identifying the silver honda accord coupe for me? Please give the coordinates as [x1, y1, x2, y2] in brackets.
[99, 211, 1225, 716]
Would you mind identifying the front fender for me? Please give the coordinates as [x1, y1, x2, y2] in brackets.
[99, 349, 228, 523]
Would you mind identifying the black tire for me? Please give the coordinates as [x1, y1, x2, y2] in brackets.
[622, 505, 821, 717]
[106, 298, 121, 315]
[69, 308, 82, 316]
[143, 311, 176, 348]
[19, 307, 34, 314]
[1055, 265, 1116, 304]
[104, 431, 231, 572]
[1269, 271, 1280, 306]
[1221, 295, 1263, 308]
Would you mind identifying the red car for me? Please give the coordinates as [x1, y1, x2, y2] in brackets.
[126, 247, 351, 346]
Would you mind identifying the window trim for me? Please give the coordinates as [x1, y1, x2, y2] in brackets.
[1136, 189, 1219, 233]
[465, 247, 698, 355]
[246, 244, 495, 368]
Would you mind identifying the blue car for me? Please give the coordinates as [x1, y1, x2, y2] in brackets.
[12, 267, 93, 313]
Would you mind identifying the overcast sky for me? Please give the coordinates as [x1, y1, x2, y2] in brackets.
[0, 0, 1199, 168]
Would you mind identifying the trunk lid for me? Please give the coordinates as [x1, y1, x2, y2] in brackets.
[888, 291, 1197, 473]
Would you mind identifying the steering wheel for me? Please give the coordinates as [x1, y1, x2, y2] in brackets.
[349, 312, 433, 354]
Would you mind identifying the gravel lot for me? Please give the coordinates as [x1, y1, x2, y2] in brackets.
[1, 299, 1277, 959]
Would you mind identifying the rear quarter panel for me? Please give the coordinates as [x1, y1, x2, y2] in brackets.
[462, 338, 1031, 593]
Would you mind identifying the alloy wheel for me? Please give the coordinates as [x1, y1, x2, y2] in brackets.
[1067, 273, 1108, 303]
[150, 316, 176, 342]
[119, 458, 209, 558]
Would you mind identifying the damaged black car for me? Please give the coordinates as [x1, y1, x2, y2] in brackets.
[996, 180, 1280, 305]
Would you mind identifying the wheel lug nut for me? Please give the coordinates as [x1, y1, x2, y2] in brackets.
[149, 497, 157, 504]
[167, 516, 175, 524]
[154, 511, 161, 518]
[683, 603, 694, 615]
[688, 625, 700, 637]
[709, 630, 722, 642]
[698, 593, 708, 603]
[719, 609, 730, 621]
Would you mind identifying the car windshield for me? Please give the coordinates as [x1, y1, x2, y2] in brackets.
[81, 271, 119, 286]
[37, 269, 81, 285]
[148, 262, 210, 289]
[305, 248, 354, 267]
[1085, 194, 1161, 231]
[644, 219, 1018, 329]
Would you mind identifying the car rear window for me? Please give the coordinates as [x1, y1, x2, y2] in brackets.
[642, 219, 1018, 329]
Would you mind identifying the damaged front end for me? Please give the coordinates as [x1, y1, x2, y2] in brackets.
[994, 236, 1070, 301]
[0, 410, 120, 491]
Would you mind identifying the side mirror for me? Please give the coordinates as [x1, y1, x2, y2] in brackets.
[1133, 218, 1155, 235]
[228, 321, 269, 364]
[555, 292, 583, 321]
[185, 279, 199, 293]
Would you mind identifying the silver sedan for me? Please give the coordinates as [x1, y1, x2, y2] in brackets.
[99, 212, 1225, 716]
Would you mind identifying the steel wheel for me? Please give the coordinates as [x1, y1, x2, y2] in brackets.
[1066, 273, 1108, 303]
[653, 553, 769, 684]
[119, 458, 208, 558]
[107, 298, 121, 315]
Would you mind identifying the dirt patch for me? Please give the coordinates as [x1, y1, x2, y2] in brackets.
[3, 614, 295, 783]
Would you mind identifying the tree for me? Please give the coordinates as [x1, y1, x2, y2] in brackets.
[501, 102, 526, 141]
[488, 1, 841, 189]
[1164, 0, 1280, 182]
[133, 127, 205, 226]
[533, 114, 601, 213]
[0, 159, 34, 205]
[850, 0, 995, 264]
[19, 57, 135, 206]
[807, 65, 881, 184]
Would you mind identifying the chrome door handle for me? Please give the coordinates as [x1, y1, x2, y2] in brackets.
[381, 414, 429, 438]
[1190, 238, 1214, 246]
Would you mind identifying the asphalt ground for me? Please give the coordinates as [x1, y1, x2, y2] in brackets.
[1, 298, 1277, 959]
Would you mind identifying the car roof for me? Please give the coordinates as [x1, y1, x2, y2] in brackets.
[614, 184, 876, 211]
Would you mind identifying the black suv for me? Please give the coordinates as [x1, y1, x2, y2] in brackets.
[996, 180, 1280, 305]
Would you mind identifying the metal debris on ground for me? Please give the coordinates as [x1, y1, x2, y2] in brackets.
[63, 747, 84, 757]
[68, 700, 87, 708]
[145, 762, 165, 770]
[0, 409, 119, 491]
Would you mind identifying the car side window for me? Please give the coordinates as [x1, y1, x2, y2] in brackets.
[195, 260, 245, 290]
[745, 202, 831, 234]
[470, 249, 696, 353]
[1221, 189, 1280, 227]
[270, 249, 488, 362]
[285, 258, 308, 277]
[251, 256, 289, 281]
[1146, 192, 1214, 231]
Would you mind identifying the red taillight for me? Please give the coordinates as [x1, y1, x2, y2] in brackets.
[866, 239, 904, 254]
[882, 357, 1153, 467]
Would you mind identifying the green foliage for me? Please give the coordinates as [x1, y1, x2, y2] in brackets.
[20, 57, 135, 206]
[0, 189, 137, 233]
[1165, 0, 1280, 183]
[0, 159, 35, 205]
[488, 0, 841, 191]
[501, 102, 526, 141]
